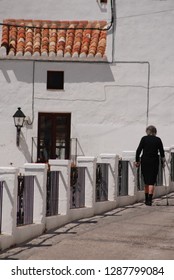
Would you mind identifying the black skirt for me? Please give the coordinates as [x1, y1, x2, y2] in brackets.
[141, 156, 159, 185]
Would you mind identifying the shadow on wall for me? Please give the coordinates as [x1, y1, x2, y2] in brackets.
[20, 132, 33, 163]
[0, 61, 33, 84]
[0, 60, 115, 84]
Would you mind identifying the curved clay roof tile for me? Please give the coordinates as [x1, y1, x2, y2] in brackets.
[1, 19, 107, 58]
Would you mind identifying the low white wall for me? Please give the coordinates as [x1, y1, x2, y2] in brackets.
[0, 150, 174, 251]
[0, 164, 48, 250]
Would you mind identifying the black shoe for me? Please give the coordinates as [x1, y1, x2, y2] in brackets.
[145, 201, 151, 205]
[146, 201, 152, 206]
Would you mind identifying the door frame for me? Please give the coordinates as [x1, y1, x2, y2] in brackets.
[37, 112, 71, 162]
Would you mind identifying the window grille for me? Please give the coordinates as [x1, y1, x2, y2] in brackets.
[17, 175, 34, 226]
[0, 181, 3, 234]
[70, 167, 85, 208]
[46, 171, 59, 216]
[118, 160, 128, 196]
[170, 153, 174, 182]
[96, 163, 108, 201]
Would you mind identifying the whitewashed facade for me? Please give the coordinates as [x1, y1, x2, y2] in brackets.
[0, 0, 174, 166]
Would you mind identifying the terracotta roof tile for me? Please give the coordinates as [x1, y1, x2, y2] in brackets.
[0, 19, 107, 60]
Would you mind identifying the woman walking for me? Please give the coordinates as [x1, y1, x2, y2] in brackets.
[135, 125, 165, 206]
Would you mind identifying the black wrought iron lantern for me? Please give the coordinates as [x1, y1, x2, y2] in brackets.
[13, 107, 26, 146]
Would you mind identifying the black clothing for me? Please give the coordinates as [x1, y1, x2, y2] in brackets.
[145, 193, 149, 205]
[148, 194, 153, 206]
[136, 135, 165, 185]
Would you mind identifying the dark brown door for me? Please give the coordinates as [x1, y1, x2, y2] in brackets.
[37, 113, 71, 162]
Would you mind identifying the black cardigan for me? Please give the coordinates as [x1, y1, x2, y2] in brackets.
[136, 135, 165, 162]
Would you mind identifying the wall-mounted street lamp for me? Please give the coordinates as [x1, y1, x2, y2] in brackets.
[13, 107, 26, 146]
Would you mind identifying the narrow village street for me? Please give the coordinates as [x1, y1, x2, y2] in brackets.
[1, 195, 174, 260]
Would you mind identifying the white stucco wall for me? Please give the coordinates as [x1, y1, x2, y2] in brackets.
[0, 0, 110, 21]
[0, 59, 149, 166]
[0, 0, 174, 166]
[115, 0, 174, 151]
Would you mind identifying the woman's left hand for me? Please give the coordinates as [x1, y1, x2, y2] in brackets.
[134, 162, 140, 168]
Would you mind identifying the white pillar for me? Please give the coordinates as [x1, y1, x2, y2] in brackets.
[99, 153, 119, 201]
[49, 159, 71, 215]
[0, 167, 18, 235]
[24, 163, 48, 224]
[77, 156, 97, 208]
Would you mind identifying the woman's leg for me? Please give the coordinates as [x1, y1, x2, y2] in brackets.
[144, 185, 149, 205]
[148, 185, 154, 194]
[148, 185, 154, 205]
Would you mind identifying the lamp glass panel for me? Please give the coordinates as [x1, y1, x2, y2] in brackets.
[14, 116, 25, 127]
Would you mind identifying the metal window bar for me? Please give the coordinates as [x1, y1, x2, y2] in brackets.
[70, 138, 77, 164]
[170, 152, 174, 182]
[156, 156, 163, 186]
[70, 167, 85, 208]
[31, 137, 37, 163]
[0, 181, 3, 234]
[137, 165, 145, 191]
[118, 160, 128, 196]
[17, 175, 34, 226]
[46, 171, 59, 216]
[96, 163, 108, 202]
[32, 137, 78, 164]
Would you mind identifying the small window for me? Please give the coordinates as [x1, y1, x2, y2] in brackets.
[47, 71, 64, 90]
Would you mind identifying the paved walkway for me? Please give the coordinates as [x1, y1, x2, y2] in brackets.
[0, 194, 174, 260]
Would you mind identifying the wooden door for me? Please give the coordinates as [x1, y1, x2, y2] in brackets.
[37, 113, 71, 162]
